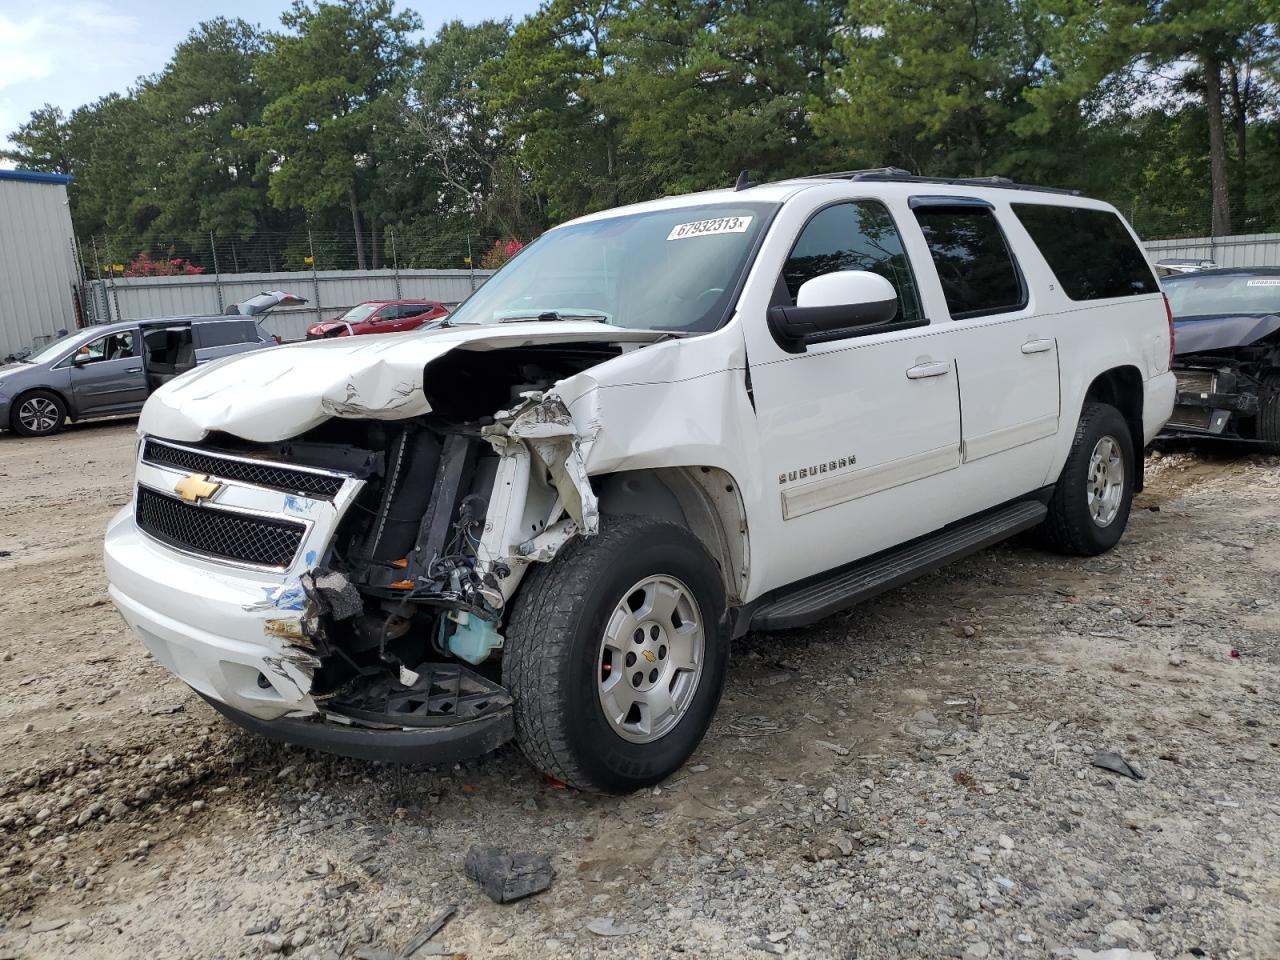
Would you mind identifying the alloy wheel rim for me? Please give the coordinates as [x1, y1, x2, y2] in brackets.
[18, 398, 59, 433]
[596, 574, 704, 744]
[1087, 435, 1124, 527]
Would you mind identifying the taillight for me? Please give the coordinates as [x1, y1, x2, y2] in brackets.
[1162, 293, 1175, 367]
[273, 335, 283, 345]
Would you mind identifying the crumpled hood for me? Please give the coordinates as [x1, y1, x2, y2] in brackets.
[139, 321, 668, 443]
[1174, 313, 1280, 355]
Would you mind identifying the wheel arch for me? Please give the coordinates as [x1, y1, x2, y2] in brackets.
[594, 466, 750, 605]
[1081, 365, 1145, 490]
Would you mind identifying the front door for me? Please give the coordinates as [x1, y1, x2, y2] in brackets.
[745, 200, 964, 592]
[68, 328, 148, 416]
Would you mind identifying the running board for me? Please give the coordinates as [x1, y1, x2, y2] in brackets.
[749, 500, 1048, 631]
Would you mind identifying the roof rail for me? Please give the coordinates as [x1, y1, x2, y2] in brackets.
[803, 168, 1081, 196]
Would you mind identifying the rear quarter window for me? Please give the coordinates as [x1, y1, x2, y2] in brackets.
[1012, 204, 1158, 300]
[195, 321, 258, 349]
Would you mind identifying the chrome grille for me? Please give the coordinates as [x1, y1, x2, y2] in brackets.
[135, 487, 306, 569]
[142, 440, 345, 500]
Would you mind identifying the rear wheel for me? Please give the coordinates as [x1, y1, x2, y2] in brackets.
[1042, 401, 1134, 556]
[1256, 372, 1280, 453]
[10, 390, 66, 437]
[502, 515, 729, 793]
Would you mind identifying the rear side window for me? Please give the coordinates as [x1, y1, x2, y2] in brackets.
[1012, 204, 1158, 300]
[195, 321, 257, 348]
[779, 201, 923, 323]
[914, 206, 1025, 319]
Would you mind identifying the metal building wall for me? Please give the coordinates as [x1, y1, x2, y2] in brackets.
[0, 172, 79, 359]
[1144, 232, 1280, 268]
[85, 268, 494, 341]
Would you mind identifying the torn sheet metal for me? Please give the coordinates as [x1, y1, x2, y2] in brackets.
[137, 322, 668, 444]
[504, 395, 600, 535]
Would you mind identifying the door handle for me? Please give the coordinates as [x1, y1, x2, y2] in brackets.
[906, 361, 951, 380]
[1021, 338, 1054, 355]
[126, 367, 142, 373]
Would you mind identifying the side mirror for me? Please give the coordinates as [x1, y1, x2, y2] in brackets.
[767, 271, 900, 352]
[72, 348, 91, 365]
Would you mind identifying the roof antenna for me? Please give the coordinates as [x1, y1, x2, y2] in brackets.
[733, 169, 756, 192]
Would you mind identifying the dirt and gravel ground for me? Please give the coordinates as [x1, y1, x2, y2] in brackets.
[1, 420, 1277, 960]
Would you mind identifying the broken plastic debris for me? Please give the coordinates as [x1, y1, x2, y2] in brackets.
[587, 917, 641, 937]
[1091, 751, 1146, 781]
[463, 845, 554, 903]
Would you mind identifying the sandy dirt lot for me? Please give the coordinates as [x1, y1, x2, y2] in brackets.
[1, 420, 1277, 960]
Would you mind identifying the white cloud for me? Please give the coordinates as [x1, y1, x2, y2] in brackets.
[0, 2, 148, 142]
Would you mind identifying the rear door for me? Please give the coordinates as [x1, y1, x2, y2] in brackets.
[911, 200, 1060, 487]
[66, 328, 148, 415]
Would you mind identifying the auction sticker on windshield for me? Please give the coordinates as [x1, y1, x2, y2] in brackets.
[667, 216, 753, 241]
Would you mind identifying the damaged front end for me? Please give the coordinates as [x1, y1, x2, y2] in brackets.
[107, 331, 639, 763]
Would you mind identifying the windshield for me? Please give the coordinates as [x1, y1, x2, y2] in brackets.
[339, 304, 380, 323]
[1163, 274, 1280, 318]
[26, 328, 96, 364]
[447, 202, 777, 332]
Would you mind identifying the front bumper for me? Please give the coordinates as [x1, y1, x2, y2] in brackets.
[199, 693, 514, 764]
[1161, 365, 1258, 438]
[106, 499, 514, 764]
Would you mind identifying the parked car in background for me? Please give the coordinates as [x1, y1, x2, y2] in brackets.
[305, 300, 450, 339]
[1154, 257, 1218, 277]
[1161, 267, 1280, 450]
[0, 291, 303, 437]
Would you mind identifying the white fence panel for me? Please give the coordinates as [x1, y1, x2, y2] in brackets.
[86, 268, 493, 341]
[1144, 232, 1280, 268]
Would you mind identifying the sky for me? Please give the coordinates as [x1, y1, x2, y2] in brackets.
[0, 0, 542, 153]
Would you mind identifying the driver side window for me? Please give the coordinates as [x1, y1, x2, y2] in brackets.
[80, 331, 136, 363]
[779, 202, 922, 324]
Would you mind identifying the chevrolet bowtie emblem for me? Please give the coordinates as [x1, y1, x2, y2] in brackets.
[174, 473, 221, 503]
[642, 649, 658, 664]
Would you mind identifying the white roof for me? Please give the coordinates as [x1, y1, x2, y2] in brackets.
[560, 174, 1113, 230]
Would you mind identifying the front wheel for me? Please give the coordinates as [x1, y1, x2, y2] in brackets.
[10, 390, 67, 437]
[1041, 401, 1134, 556]
[503, 515, 729, 793]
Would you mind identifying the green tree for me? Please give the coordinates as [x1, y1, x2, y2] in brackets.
[2, 104, 73, 173]
[247, 0, 422, 268]
[1033, 0, 1280, 235]
[604, 0, 842, 195]
[403, 19, 541, 239]
[813, 0, 1063, 178]
[141, 19, 277, 246]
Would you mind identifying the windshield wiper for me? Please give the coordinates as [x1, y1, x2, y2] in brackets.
[497, 311, 611, 324]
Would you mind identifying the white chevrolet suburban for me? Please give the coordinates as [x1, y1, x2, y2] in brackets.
[104, 169, 1177, 793]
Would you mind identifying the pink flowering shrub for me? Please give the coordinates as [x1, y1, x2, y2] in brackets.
[479, 239, 524, 270]
[124, 252, 207, 277]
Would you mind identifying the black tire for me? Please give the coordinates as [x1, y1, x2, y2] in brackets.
[1256, 372, 1280, 454]
[1041, 402, 1135, 556]
[10, 389, 67, 437]
[502, 515, 729, 793]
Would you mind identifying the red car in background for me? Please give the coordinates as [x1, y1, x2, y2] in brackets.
[305, 300, 450, 339]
